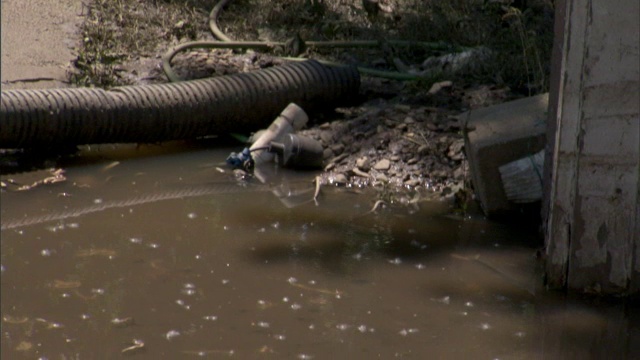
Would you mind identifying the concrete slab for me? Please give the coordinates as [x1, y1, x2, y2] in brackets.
[1, 0, 83, 90]
[462, 93, 549, 216]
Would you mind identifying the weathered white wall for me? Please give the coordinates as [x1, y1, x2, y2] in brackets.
[545, 0, 640, 294]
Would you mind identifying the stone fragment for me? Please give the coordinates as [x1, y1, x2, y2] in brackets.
[375, 173, 389, 182]
[323, 148, 334, 160]
[324, 162, 336, 171]
[404, 179, 421, 187]
[330, 143, 345, 155]
[374, 158, 391, 171]
[352, 167, 371, 178]
[404, 116, 416, 124]
[320, 131, 334, 145]
[356, 157, 371, 171]
[417, 144, 429, 154]
[331, 173, 348, 185]
[447, 139, 465, 161]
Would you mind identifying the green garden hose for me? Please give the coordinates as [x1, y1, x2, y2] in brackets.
[163, 0, 465, 82]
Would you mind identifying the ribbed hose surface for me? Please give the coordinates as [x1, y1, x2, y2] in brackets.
[0, 60, 359, 148]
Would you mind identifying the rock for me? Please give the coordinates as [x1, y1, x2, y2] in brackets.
[330, 143, 345, 155]
[426, 123, 439, 132]
[404, 116, 416, 124]
[404, 178, 421, 187]
[320, 131, 334, 145]
[352, 167, 371, 178]
[390, 155, 401, 161]
[330, 153, 349, 164]
[447, 139, 465, 161]
[407, 157, 419, 165]
[331, 173, 348, 185]
[323, 148, 334, 160]
[374, 158, 391, 170]
[375, 173, 389, 182]
[417, 144, 430, 154]
[356, 157, 371, 171]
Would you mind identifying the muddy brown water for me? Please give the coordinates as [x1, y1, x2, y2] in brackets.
[1, 144, 639, 359]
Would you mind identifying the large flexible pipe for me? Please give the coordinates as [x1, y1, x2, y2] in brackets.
[0, 60, 359, 149]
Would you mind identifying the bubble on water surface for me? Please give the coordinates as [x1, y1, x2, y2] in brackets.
[255, 321, 270, 328]
[40, 249, 53, 257]
[388, 258, 402, 265]
[290, 303, 302, 310]
[274, 334, 286, 340]
[147, 243, 160, 249]
[271, 222, 280, 229]
[287, 277, 297, 284]
[222, 279, 230, 285]
[431, 296, 450, 305]
[181, 288, 196, 296]
[336, 324, 349, 331]
[357, 325, 368, 333]
[258, 227, 266, 233]
[415, 263, 425, 270]
[514, 331, 526, 338]
[187, 212, 198, 219]
[93, 198, 103, 204]
[297, 354, 313, 359]
[480, 323, 492, 330]
[175, 299, 190, 310]
[465, 301, 474, 307]
[165, 330, 180, 340]
[90, 288, 105, 295]
[203, 315, 218, 321]
[399, 328, 419, 336]
[129, 237, 143, 244]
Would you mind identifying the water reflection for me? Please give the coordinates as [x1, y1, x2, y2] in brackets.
[1, 145, 639, 359]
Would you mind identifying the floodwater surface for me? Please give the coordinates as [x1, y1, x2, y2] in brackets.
[1, 144, 639, 359]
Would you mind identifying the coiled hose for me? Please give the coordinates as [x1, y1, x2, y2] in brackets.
[0, 60, 360, 149]
[162, 0, 464, 82]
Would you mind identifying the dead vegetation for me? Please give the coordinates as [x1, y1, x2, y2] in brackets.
[70, 0, 554, 95]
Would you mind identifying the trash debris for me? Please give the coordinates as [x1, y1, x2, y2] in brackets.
[227, 104, 324, 171]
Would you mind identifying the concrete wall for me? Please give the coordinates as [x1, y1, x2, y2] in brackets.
[544, 0, 640, 294]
